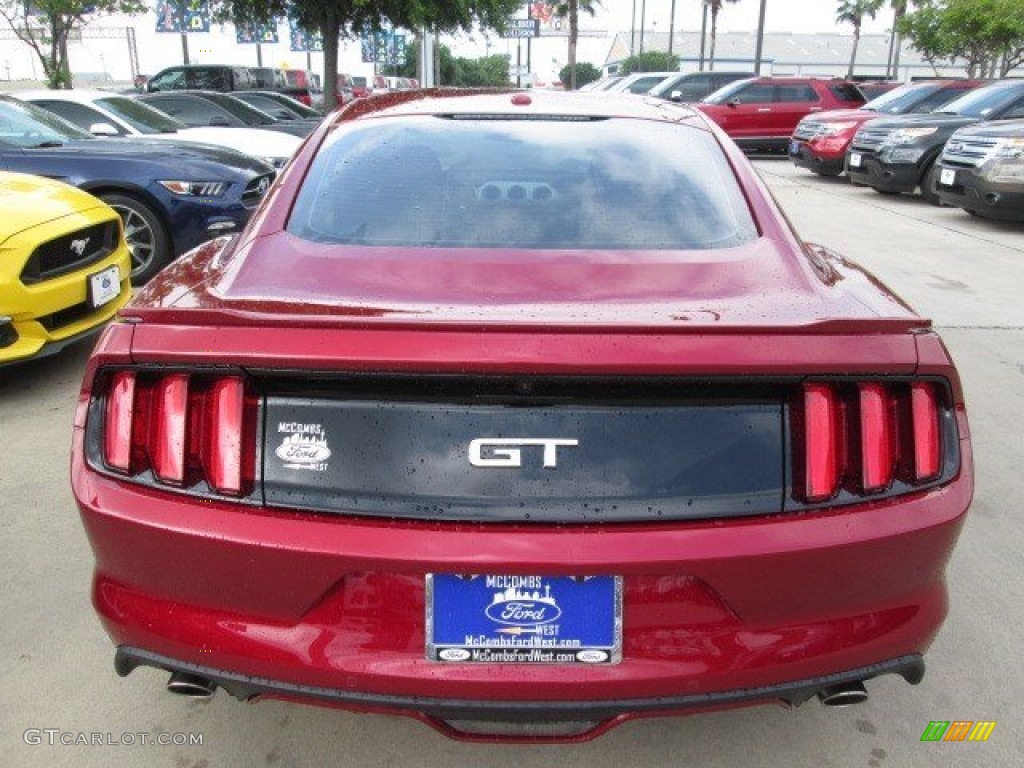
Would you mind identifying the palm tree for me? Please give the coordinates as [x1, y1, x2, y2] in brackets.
[552, 1, 599, 90]
[836, 0, 886, 78]
[887, 0, 909, 78]
[705, 0, 741, 72]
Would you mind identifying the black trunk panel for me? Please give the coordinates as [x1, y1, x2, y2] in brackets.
[262, 394, 785, 523]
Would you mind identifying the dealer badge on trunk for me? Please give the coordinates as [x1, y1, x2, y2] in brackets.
[275, 422, 331, 471]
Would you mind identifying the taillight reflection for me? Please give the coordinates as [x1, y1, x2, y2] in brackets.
[151, 374, 188, 484]
[803, 384, 842, 502]
[911, 382, 941, 481]
[859, 383, 895, 492]
[103, 371, 135, 473]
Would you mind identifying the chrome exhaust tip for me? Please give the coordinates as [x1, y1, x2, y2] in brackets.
[818, 681, 868, 707]
[166, 671, 216, 698]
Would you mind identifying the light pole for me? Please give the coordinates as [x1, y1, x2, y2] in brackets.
[699, 2, 708, 72]
[639, 0, 647, 56]
[630, 0, 637, 55]
[753, 0, 767, 75]
[668, 0, 677, 56]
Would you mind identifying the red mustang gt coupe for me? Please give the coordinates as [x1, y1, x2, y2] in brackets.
[72, 89, 972, 743]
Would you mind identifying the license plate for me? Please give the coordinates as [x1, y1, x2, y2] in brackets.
[789, 139, 801, 156]
[426, 574, 622, 664]
[940, 167, 956, 187]
[87, 265, 121, 309]
[849, 152, 862, 168]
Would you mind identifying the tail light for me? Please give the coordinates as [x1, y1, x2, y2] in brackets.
[793, 379, 948, 504]
[858, 383, 896, 492]
[801, 384, 842, 502]
[96, 370, 258, 497]
[911, 382, 941, 481]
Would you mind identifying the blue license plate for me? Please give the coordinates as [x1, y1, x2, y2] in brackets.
[789, 139, 801, 156]
[427, 574, 622, 664]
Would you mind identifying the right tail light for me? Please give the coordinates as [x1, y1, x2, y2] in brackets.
[794, 379, 951, 504]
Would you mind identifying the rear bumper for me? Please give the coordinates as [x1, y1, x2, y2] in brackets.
[115, 645, 925, 740]
[74, 418, 972, 728]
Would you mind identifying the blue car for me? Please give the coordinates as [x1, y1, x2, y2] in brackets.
[0, 95, 275, 283]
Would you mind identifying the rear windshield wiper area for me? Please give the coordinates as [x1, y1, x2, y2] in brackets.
[28, 140, 65, 148]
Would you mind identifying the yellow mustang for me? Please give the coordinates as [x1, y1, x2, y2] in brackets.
[0, 172, 131, 366]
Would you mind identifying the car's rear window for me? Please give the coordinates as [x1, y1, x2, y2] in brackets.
[828, 83, 865, 103]
[287, 116, 758, 250]
[97, 96, 185, 133]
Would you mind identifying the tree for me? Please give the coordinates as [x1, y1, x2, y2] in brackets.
[453, 53, 510, 86]
[559, 61, 600, 89]
[214, 0, 521, 110]
[619, 51, 681, 74]
[550, 1, 598, 91]
[399, 39, 454, 83]
[705, 0, 740, 72]
[0, 0, 145, 89]
[887, 0, 909, 78]
[898, 0, 1024, 77]
[836, 0, 885, 78]
[400, 39, 509, 85]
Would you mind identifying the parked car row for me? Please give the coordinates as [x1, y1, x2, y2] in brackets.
[145, 64, 324, 109]
[144, 64, 409, 110]
[0, 90, 291, 288]
[587, 73, 868, 153]
[790, 78, 1024, 222]
[16, 89, 302, 166]
[1, 72, 421, 366]
[582, 71, 753, 101]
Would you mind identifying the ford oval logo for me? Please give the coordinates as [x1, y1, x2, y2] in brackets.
[575, 650, 609, 663]
[275, 440, 331, 464]
[485, 598, 562, 627]
[438, 648, 471, 661]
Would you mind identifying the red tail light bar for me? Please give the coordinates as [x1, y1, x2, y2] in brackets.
[795, 379, 948, 504]
[97, 371, 257, 498]
[90, 369, 954, 511]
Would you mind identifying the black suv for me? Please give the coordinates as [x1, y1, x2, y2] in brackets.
[933, 119, 1024, 221]
[146, 65, 256, 93]
[846, 79, 1024, 204]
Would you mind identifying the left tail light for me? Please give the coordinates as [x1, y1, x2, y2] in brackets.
[92, 370, 258, 498]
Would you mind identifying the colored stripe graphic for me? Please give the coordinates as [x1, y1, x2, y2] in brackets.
[968, 722, 996, 742]
[944, 721, 973, 742]
[920, 720, 996, 742]
[921, 721, 949, 742]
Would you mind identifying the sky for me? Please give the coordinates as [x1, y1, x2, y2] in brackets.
[0, 1, 901, 84]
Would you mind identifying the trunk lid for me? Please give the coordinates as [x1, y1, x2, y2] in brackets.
[130, 233, 924, 333]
